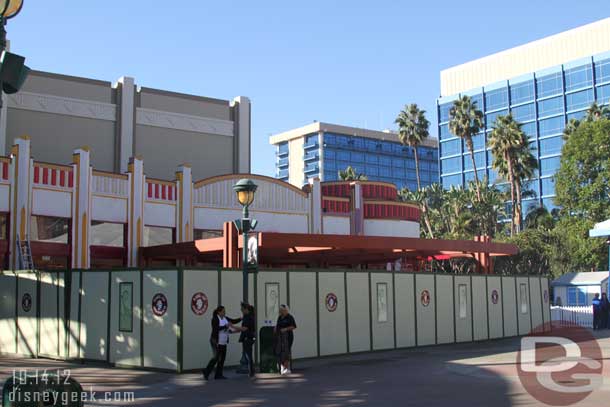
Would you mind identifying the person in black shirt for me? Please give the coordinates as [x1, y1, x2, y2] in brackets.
[236, 302, 256, 377]
[203, 306, 242, 380]
[275, 304, 297, 375]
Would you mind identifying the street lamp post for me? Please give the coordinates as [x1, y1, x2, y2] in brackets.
[233, 178, 258, 303]
[233, 179, 258, 375]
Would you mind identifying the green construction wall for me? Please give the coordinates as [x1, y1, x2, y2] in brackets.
[0, 269, 552, 373]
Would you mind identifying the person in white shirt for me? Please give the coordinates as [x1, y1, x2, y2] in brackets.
[203, 306, 242, 380]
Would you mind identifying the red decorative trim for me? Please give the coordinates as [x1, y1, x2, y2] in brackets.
[322, 199, 350, 213]
[363, 203, 420, 222]
[2, 162, 8, 181]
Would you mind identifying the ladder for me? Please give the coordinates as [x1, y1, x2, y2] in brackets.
[16, 234, 34, 270]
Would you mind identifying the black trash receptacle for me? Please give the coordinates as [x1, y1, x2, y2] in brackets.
[2, 374, 84, 407]
[259, 326, 279, 374]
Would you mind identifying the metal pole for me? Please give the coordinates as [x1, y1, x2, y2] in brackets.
[242, 205, 249, 303]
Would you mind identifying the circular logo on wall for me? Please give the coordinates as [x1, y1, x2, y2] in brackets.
[517, 321, 602, 406]
[420, 290, 431, 307]
[491, 289, 499, 305]
[21, 293, 32, 313]
[191, 292, 208, 316]
[543, 289, 549, 304]
[152, 293, 168, 317]
[325, 293, 338, 312]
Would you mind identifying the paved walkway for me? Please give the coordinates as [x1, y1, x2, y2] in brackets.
[3, 331, 610, 406]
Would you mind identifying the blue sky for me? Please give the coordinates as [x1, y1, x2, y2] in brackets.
[9, 1, 608, 177]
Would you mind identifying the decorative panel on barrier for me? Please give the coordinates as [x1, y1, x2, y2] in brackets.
[182, 269, 218, 371]
[516, 277, 532, 335]
[435, 274, 454, 344]
[346, 273, 371, 353]
[17, 272, 38, 357]
[288, 272, 317, 359]
[0, 272, 17, 354]
[454, 276, 473, 343]
[487, 276, 503, 339]
[416, 274, 435, 346]
[394, 274, 415, 348]
[371, 273, 394, 350]
[143, 270, 179, 370]
[318, 272, 347, 356]
[110, 271, 142, 368]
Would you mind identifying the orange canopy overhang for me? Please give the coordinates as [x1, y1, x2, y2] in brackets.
[140, 230, 518, 272]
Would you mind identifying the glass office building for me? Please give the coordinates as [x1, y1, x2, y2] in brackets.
[271, 122, 438, 190]
[438, 19, 610, 215]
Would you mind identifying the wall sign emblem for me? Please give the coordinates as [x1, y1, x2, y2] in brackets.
[21, 293, 32, 313]
[152, 293, 168, 317]
[421, 290, 431, 307]
[325, 293, 338, 312]
[543, 290, 549, 304]
[491, 289, 499, 305]
[191, 292, 208, 316]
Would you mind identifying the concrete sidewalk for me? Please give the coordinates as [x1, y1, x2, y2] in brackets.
[3, 332, 610, 406]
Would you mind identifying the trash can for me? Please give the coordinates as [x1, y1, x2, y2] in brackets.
[258, 326, 279, 374]
[2, 373, 84, 407]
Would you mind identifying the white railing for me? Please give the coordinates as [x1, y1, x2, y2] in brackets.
[550, 306, 593, 328]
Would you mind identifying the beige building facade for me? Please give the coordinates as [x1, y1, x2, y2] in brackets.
[3, 70, 251, 180]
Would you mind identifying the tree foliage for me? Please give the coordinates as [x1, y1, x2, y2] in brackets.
[338, 166, 367, 181]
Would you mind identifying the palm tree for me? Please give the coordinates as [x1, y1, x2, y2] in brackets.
[585, 102, 610, 121]
[399, 187, 434, 239]
[449, 96, 484, 201]
[338, 166, 367, 181]
[488, 115, 524, 236]
[512, 145, 538, 233]
[563, 118, 580, 140]
[395, 104, 430, 190]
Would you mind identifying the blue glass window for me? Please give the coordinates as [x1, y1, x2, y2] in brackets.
[323, 134, 336, 145]
[536, 72, 563, 98]
[380, 156, 391, 166]
[539, 136, 563, 156]
[485, 88, 509, 111]
[324, 149, 336, 159]
[277, 142, 289, 155]
[365, 154, 378, 164]
[521, 122, 537, 138]
[439, 124, 452, 140]
[539, 116, 565, 137]
[486, 110, 508, 126]
[324, 171, 338, 181]
[470, 94, 484, 110]
[511, 103, 536, 122]
[353, 137, 365, 150]
[392, 158, 404, 168]
[566, 89, 594, 111]
[472, 133, 485, 151]
[595, 59, 610, 84]
[441, 139, 461, 156]
[337, 151, 350, 161]
[510, 80, 535, 105]
[463, 152, 486, 171]
[439, 102, 453, 123]
[441, 156, 461, 174]
[351, 152, 364, 162]
[442, 174, 462, 189]
[325, 161, 337, 171]
[537, 96, 564, 117]
[597, 84, 610, 104]
[367, 166, 379, 176]
[567, 110, 587, 122]
[379, 167, 391, 177]
[464, 170, 486, 183]
[540, 156, 561, 176]
[541, 177, 555, 196]
[564, 64, 593, 91]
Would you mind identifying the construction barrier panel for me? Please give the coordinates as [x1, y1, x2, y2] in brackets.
[0, 269, 550, 372]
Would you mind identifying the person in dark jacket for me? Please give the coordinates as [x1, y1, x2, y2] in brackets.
[203, 306, 242, 380]
[592, 294, 601, 330]
[274, 304, 297, 375]
[236, 303, 256, 377]
[601, 293, 610, 329]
